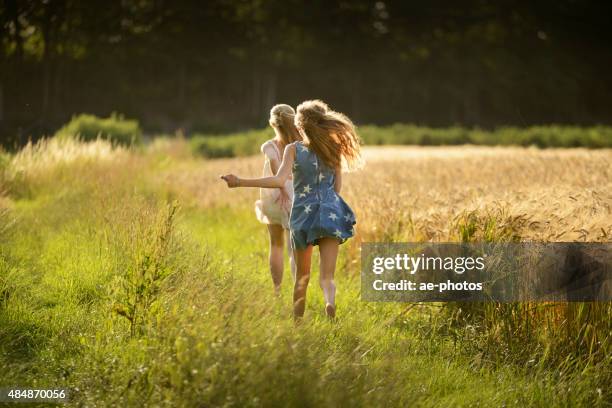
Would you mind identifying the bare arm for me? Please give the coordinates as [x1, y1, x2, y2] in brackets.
[334, 168, 342, 194]
[221, 144, 295, 188]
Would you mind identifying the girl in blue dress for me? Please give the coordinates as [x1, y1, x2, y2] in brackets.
[221, 100, 362, 320]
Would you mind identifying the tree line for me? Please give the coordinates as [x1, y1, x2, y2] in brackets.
[1, 0, 612, 147]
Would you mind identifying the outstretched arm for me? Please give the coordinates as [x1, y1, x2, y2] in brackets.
[221, 144, 295, 189]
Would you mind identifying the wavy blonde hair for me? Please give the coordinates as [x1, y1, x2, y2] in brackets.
[295, 100, 362, 170]
[269, 104, 302, 148]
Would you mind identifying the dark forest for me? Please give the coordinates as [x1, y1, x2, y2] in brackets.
[2, 0, 612, 145]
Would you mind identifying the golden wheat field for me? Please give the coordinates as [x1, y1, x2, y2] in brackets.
[1, 138, 611, 406]
[161, 144, 612, 243]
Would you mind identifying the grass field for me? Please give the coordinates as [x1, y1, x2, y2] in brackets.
[0, 137, 610, 406]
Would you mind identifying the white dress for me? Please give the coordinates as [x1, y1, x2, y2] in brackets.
[255, 140, 293, 228]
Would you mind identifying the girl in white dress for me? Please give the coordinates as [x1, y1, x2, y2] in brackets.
[256, 104, 301, 295]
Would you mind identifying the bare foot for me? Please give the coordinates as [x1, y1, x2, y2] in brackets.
[325, 303, 336, 319]
[293, 297, 306, 320]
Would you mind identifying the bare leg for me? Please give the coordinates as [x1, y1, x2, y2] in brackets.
[286, 229, 296, 282]
[319, 237, 339, 318]
[267, 224, 285, 295]
[293, 245, 313, 319]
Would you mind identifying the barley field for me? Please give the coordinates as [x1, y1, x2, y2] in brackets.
[0, 137, 610, 406]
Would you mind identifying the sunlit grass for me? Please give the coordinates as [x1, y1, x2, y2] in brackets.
[0, 137, 609, 406]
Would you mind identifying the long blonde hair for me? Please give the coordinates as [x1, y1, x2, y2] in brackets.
[269, 104, 302, 149]
[295, 100, 362, 170]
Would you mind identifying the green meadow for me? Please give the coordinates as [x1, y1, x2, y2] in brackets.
[0, 134, 610, 407]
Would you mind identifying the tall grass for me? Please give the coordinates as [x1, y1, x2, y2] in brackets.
[340, 147, 610, 381]
[138, 140, 612, 403]
[3, 137, 129, 198]
[0, 138, 609, 406]
[449, 211, 610, 380]
[112, 201, 179, 336]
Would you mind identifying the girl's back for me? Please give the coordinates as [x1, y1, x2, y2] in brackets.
[290, 141, 355, 249]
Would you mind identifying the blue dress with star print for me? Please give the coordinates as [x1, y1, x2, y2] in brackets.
[290, 141, 356, 249]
